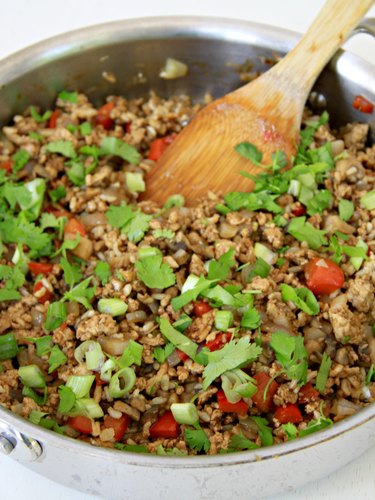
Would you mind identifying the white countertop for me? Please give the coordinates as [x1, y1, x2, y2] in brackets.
[1, 1, 375, 499]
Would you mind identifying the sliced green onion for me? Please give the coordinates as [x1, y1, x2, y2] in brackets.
[48, 345, 67, 374]
[118, 340, 143, 368]
[202, 285, 235, 307]
[66, 375, 95, 398]
[74, 340, 104, 370]
[214, 310, 233, 331]
[315, 352, 332, 394]
[170, 403, 199, 425]
[164, 194, 185, 209]
[338, 199, 354, 221]
[347, 239, 368, 270]
[288, 179, 301, 197]
[173, 314, 192, 332]
[19, 365, 46, 388]
[70, 398, 104, 418]
[254, 242, 276, 265]
[221, 369, 257, 403]
[159, 317, 199, 361]
[360, 189, 375, 210]
[247, 257, 271, 281]
[126, 172, 145, 193]
[100, 358, 116, 382]
[97, 298, 128, 317]
[22, 386, 47, 405]
[109, 367, 136, 398]
[58, 385, 76, 414]
[0, 332, 18, 361]
[181, 274, 200, 294]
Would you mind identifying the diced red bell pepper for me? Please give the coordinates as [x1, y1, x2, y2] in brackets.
[216, 390, 249, 415]
[205, 332, 233, 352]
[147, 134, 177, 161]
[298, 383, 320, 404]
[46, 206, 72, 219]
[291, 205, 306, 217]
[0, 160, 13, 174]
[251, 372, 279, 413]
[274, 404, 303, 424]
[28, 262, 53, 276]
[33, 281, 53, 304]
[304, 257, 344, 296]
[352, 95, 374, 114]
[149, 410, 180, 439]
[193, 301, 212, 318]
[95, 102, 115, 130]
[103, 414, 130, 441]
[64, 218, 86, 237]
[176, 349, 189, 362]
[49, 110, 61, 129]
[67, 416, 93, 435]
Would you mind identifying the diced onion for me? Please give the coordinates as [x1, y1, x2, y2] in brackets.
[99, 338, 129, 356]
[254, 242, 276, 265]
[159, 58, 188, 80]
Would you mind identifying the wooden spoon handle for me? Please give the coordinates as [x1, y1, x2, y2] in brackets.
[274, 0, 374, 93]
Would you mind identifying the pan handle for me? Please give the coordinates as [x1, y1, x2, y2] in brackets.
[0, 424, 43, 462]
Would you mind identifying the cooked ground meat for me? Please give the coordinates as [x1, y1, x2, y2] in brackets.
[0, 90, 374, 457]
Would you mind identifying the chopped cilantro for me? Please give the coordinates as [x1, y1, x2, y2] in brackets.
[156, 445, 188, 456]
[0, 216, 52, 257]
[53, 233, 81, 258]
[281, 422, 298, 440]
[29, 131, 44, 142]
[251, 416, 273, 446]
[280, 284, 320, 315]
[241, 308, 262, 330]
[315, 352, 332, 394]
[66, 161, 85, 186]
[118, 340, 143, 368]
[99, 137, 140, 165]
[172, 275, 215, 311]
[235, 142, 263, 166]
[185, 427, 211, 453]
[299, 413, 332, 437]
[30, 106, 52, 123]
[49, 186, 66, 203]
[246, 257, 271, 281]
[338, 199, 354, 221]
[58, 385, 76, 414]
[106, 203, 152, 243]
[79, 122, 92, 136]
[48, 345, 67, 373]
[228, 432, 259, 451]
[366, 364, 374, 385]
[288, 216, 327, 250]
[26, 336, 52, 357]
[11, 149, 30, 173]
[0, 289, 21, 301]
[360, 189, 375, 210]
[62, 277, 95, 309]
[305, 189, 332, 215]
[207, 247, 235, 281]
[60, 257, 82, 287]
[153, 228, 175, 240]
[270, 331, 308, 385]
[94, 261, 111, 285]
[135, 250, 175, 289]
[45, 140, 76, 158]
[224, 191, 282, 214]
[153, 343, 175, 364]
[202, 337, 262, 390]
[0, 264, 25, 291]
[58, 90, 78, 103]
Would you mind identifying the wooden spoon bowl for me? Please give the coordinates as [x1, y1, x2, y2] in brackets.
[144, 0, 374, 205]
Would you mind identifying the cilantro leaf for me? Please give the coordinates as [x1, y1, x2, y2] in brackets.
[235, 142, 263, 166]
[305, 190, 332, 215]
[94, 261, 111, 285]
[229, 432, 259, 451]
[287, 216, 327, 250]
[153, 228, 175, 240]
[0, 264, 25, 290]
[135, 253, 175, 289]
[58, 385, 76, 414]
[62, 277, 95, 309]
[281, 422, 298, 440]
[106, 203, 152, 243]
[360, 189, 375, 210]
[153, 343, 175, 363]
[280, 284, 320, 316]
[25, 336, 52, 357]
[299, 414, 332, 437]
[58, 90, 78, 103]
[202, 337, 262, 390]
[118, 340, 143, 367]
[224, 191, 282, 214]
[171, 275, 215, 311]
[99, 137, 140, 164]
[60, 257, 82, 288]
[40, 212, 66, 239]
[48, 345, 67, 373]
[241, 308, 262, 330]
[207, 247, 235, 281]
[270, 331, 308, 385]
[0, 289, 21, 301]
[30, 106, 52, 123]
[53, 233, 81, 258]
[185, 428, 211, 452]
[12, 149, 30, 173]
[45, 140, 76, 158]
[338, 199, 354, 221]
[251, 416, 273, 446]
[315, 352, 332, 394]
[0, 216, 51, 256]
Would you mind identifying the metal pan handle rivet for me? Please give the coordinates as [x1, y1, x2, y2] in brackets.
[0, 434, 15, 455]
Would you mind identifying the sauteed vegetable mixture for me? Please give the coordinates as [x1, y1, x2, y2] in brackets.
[0, 91, 374, 455]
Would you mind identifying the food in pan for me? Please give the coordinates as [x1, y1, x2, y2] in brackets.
[0, 89, 374, 455]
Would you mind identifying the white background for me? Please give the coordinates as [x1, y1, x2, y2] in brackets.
[1, 1, 375, 499]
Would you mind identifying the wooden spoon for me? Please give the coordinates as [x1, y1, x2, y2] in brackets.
[144, 0, 374, 205]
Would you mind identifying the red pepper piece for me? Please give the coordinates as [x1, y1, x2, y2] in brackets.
[95, 102, 115, 130]
[147, 134, 177, 161]
[103, 414, 131, 441]
[274, 404, 303, 424]
[193, 301, 212, 318]
[149, 410, 180, 439]
[251, 372, 279, 413]
[0, 160, 13, 174]
[216, 390, 249, 415]
[28, 262, 53, 276]
[298, 383, 320, 404]
[304, 257, 344, 296]
[49, 110, 61, 129]
[33, 281, 53, 304]
[205, 332, 233, 352]
[64, 218, 86, 237]
[176, 349, 189, 362]
[67, 416, 93, 435]
[291, 205, 306, 216]
[352, 95, 374, 114]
